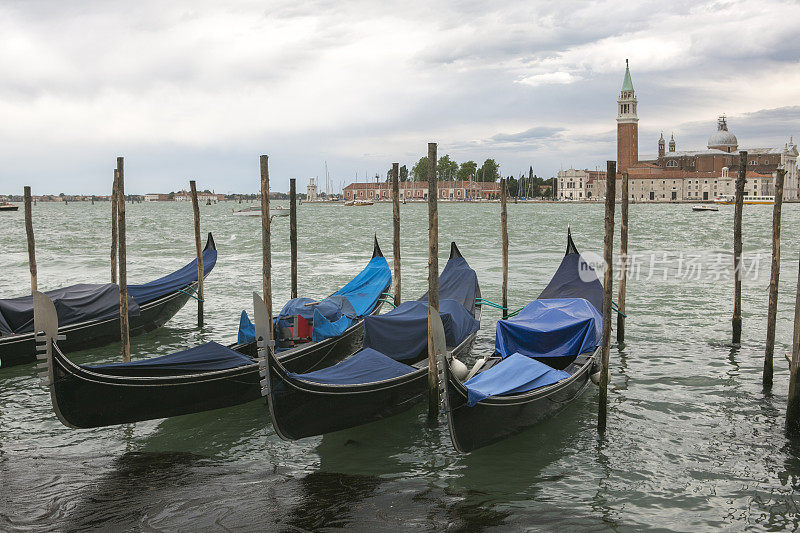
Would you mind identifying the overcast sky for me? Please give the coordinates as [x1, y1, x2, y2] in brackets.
[0, 0, 798, 194]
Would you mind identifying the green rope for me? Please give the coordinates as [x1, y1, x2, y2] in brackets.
[380, 292, 396, 303]
[505, 307, 525, 318]
[178, 286, 204, 302]
[475, 297, 508, 310]
[378, 298, 396, 308]
[611, 300, 627, 318]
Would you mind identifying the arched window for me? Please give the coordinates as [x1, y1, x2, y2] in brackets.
[666, 160, 678, 168]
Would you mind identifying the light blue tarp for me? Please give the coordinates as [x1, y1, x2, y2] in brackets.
[287, 347, 415, 385]
[87, 341, 253, 376]
[237, 254, 391, 344]
[127, 246, 217, 305]
[363, 299, 480, 361]
[463, 353, 570, 406]
[495, 298, 601, 359]
[311, 309, 354, 343]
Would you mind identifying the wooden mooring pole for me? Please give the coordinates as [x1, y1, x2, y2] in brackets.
[764, 168, 785, 387]
[260, 155, 273, 339]
[289, 178, 298, 299]
[116, 157, 130, 362]
[786, 248, 800, 437]
[392, 162, 401, 305]
[111, 170, 118, 284]
[598, 161, 616, 433]
[23, 186, 37, 293]
[189, 180, 204, 327]
[500, 178, 508, 319]
[732, 151, 747, 345]
[426, 142, 439, 419]
[617, 172, 629, 343]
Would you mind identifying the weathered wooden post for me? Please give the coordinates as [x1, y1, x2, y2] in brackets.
[111, 170, 118, 284]
[598, 161, 616, 433]
[392, 162, 402, 305]
[500, 178, 508, 319]
[732, 150, 747, 345]
[23, 186, 37, 293]
[786, 249, 800, 436]
[289, 178, 298, 299]
[116, 157, 130, 362]
[426, 142, 439, 418]
[260, 155, 273, 337]
[764, 168, 785, 387]
[617, 172, 629, 343]
[189, 180, 204, 327]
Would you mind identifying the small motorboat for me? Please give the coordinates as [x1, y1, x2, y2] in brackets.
[344, 199, 374, 207]
[232, 206, 289, 217]
[692, 205, 719, 212]
[0, 202, 19, 212]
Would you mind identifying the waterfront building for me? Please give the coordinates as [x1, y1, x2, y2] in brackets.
[602, 61, 799, 201]
[343, 180, 500, 201]
[306, 178, 318, 201]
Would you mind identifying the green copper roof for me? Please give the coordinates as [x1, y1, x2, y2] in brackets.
[621, 60, 634, 92]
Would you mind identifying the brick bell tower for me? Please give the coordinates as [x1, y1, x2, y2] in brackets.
[617, 59, 638, 174]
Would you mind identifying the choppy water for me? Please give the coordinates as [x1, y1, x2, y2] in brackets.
[2, 199, 800, 531]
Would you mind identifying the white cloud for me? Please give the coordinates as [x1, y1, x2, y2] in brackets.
[517, 72, 579, 87]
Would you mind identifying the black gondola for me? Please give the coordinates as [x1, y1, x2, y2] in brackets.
[0, 234, 218, 369]
[438, 231, 604, 453]
[260, 243, 481, 440]
[36, 239, 391, 429]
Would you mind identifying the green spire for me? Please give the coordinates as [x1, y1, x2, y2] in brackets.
[621, 59, 634, 92]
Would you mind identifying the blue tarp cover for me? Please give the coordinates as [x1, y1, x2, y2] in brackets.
[127, 246, 217, 305]
[237, 254, 391, 344]
[464, 353, 570, 406]
[287, 347, 415, 385]
[312, 309, 354, 343]
[363, 299, 480, 361]
[87, 341, 253, 375]
[418, 256, 479, 313]
[495, 298, 601, 359]
[0, 284, 140, 336]
[538, 251, 603, 313]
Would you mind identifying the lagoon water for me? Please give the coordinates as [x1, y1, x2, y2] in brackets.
[2, 200, 800, 531]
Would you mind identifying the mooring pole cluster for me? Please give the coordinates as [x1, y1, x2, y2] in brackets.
[598, 161, 617, 433]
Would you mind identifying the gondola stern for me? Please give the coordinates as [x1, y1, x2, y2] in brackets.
[204, 232, 216, 251]
[449, 242, 463, 259]
[372, 234, 384, 258]
[566, 228, 578, 256]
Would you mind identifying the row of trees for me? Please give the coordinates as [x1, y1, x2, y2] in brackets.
[383, 155, 502, 183]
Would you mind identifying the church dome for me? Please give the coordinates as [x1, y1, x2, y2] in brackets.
[708, 116, 738, 151]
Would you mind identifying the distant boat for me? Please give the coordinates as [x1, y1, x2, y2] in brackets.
[0, 202, 19, 212]
[692, 205, 719, 212]
[714, 195, 774, 205]
[232, 206, 290, 217]
[344, 199, 374, 207]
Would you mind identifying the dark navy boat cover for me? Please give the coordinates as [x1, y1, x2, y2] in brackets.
[86, 341, 253, 376]
[237, 254, 390, 344]
[127, 246, 217, 305]
[538, 246, 603, 313]
[363, 299, 480, 361]
[418, 256, 479, 313]
[463, 353, 570, 406]
[287, 347, 415, 385]
[495, 298, 601, 359]
[0, 284, 140, 336]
